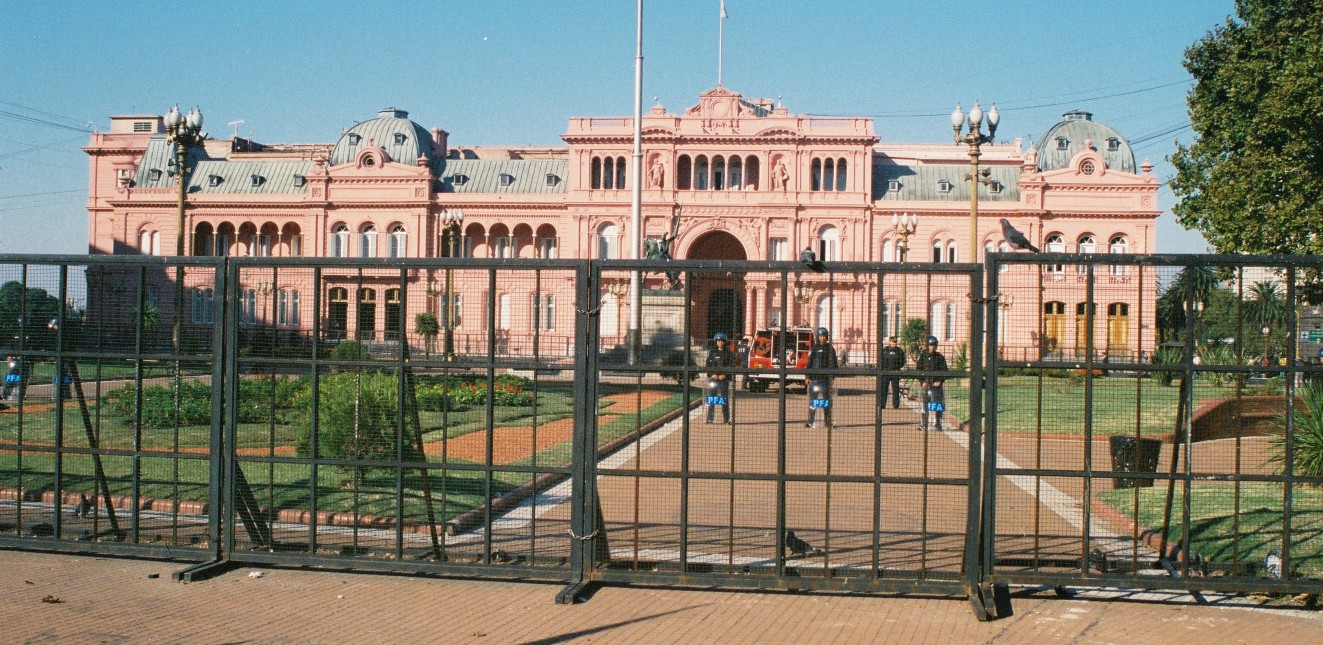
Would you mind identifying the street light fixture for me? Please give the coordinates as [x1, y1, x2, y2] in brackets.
[440, 210, 464, 361]
[794, 281, 814, 325]
[891, 211, 918, 325]
[951, 101, 999, 260]
[164, 105, 205, 257]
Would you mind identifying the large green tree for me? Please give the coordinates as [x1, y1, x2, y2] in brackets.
[1170, 0, 1323, 256]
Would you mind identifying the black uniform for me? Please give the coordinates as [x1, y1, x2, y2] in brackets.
[1, 355, 30, 402]
[879, 343, 906, 409]
[705, 342, 735, 423]
[805, 339, 838, 427]
[915, 347, 948, 430]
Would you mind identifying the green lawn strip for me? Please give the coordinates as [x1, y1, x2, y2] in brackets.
[1097, 482, 1323, 576]
[0, 451, 518, 524]
[507, 387, 697, 470]
[943, 375, 1241, 436]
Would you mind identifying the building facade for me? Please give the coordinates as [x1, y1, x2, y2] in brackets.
[84, 87, 1160, 362]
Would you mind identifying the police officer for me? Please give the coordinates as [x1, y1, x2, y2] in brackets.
[915, 336, 948, 431]
[736, 336, 752, 390]
[805, 327, 838, 428]
[879, 335, 906, 410]
[705, 332, 735, 424]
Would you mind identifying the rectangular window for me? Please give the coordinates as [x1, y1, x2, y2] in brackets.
[768, 307, 782, 328]
[290, 234, 303, 257]
[278, 290, 300, 326]
[191, 289, 214, 325]
[945, 303, 956, 341]
[769, 238, 787, 261]
[537, 236, 558, 259]
[441, 294, 463, 327]
[497, 293, 511, 331]
[256, 234, 272, 258]
[240, 289, 257, 325]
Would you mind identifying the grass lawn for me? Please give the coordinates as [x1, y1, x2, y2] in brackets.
[1097, 482, 1323, 577]
[1, 378, 694, 522]
[942, 375, 1261, 436]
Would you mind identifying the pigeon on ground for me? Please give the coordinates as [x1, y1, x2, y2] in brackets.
[75, 493, 93, 518]
[999, 218, 1040, 252]
[784, 529, 820, 558]
[1264, 549, 1283, 579]
[1087, 548, 1108, 574]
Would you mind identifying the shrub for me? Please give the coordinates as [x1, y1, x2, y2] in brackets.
[1153, 346, 1182, 386]
[294, 372, 409, 484]
[1269, 382, 1323, 478]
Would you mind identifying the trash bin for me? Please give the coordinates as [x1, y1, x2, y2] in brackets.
[1109, 435, 1162, 489]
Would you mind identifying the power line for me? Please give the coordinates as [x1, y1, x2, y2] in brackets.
[0, 110, 93, 133]
[0, 188, 86, 201]
[809, 79, 1193, 119]
[0, 98, 92, 130]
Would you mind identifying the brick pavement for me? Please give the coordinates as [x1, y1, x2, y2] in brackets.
[2, 549, 1318, 644]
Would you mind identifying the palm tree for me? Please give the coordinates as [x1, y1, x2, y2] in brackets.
[1245, 281, 1289, 331]
[414, 312, 439, 358]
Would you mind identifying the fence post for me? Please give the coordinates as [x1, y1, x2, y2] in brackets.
[558, 261, 605, 603]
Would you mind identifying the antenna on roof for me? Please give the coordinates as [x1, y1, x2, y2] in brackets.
[227, 119, 245, 138]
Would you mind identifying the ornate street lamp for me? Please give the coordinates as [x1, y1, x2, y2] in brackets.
[891, 211, 918, 324]
[164, 105, 205, 257]
[793, 281, 814, 325]
[440, 210, 464, 360]
[951, 101, 999, 260]
[164, 105, 204, 361]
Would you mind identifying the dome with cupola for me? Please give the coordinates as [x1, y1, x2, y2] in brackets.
[329, 107, 436, 167]
[1032, 109, 1135, 173]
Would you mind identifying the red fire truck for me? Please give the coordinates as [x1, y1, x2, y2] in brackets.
[745, 326, 815, 392]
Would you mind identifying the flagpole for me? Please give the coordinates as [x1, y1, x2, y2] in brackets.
[628, 0, 644, 365]
[717, 0, 725, 86]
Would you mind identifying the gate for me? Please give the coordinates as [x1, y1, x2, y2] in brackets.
[0, 255, 226, 563]
[566, 260, 987, 606]
[983, 253, 1323, 603]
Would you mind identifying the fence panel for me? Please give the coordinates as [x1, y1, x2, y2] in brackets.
[217, 258, 585, 581]
[0, 255, 225, 561]
[580, 260, 986, 601]
[985, 253, 1323, 599]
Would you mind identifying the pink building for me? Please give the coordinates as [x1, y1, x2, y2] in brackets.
[84, 88, 1160, 361]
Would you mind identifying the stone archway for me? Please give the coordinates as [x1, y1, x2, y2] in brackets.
[684, 230, 747, 341]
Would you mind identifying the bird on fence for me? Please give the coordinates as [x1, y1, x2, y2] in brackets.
[999, 218, 1040, 252]
[784, 529, 821, 558]
[799, 247, 820, 271]
[1264, 549, 1283, 579]
[1087, 548, 1109, 574]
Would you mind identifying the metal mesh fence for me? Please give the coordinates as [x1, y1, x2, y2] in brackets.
[985, 253, 1323, 596]
[586, 260, 982, 594]
[0, 256, 224, 559]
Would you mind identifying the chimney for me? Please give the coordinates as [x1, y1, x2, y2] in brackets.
[431, 128, 449, 158]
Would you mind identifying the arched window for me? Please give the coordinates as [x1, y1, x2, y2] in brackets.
[193, 223, 214, 256]
[933, 240, 943, 263]
[384, 288, 402, 340]
[822, 159, 835, 192]
[728, 155, 743, 190]
[694, 155, 709, 190]
[947, 241, 958, 264]
[360, 223, 378, 258]
[389, 225, 407, 258]
[1045, 234, 1065, 273]
[598, 223, 619, 259]
[836, 158, 848, 191]
[327, 287, 349, 339]
[603, 157, 615, 189]
[1076, 235, 1095, 274]
[494, 235, 511, 259]
[816, 295, 836, 331]
[882, 239, 895, 263]
[1074, 302, 1097, 356]
[676, 155, 692, 190]
[356, 288, 376, 341]
[712, 155, 726, 190]
[1109, 235, 1128, 275]
[744, 155, 760, 190]
[811, 158, 823, 191]
[591, 157, 603, 189]
[331, 225, 350, 258]
[282, 223, 303, 257]
[615, 156, 626, 189]
[216, 223, 234, 258]
[817, 226, 840, 262]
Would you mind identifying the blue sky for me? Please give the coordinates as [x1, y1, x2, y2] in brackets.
[1, 0, 1234, 255]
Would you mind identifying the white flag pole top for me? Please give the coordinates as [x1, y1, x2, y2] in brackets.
[718, 0, 727, 86]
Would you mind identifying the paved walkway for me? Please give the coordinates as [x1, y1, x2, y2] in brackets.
[1, 549, 1318, 644]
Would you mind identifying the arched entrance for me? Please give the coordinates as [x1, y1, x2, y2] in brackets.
[685, 230, 747, 341]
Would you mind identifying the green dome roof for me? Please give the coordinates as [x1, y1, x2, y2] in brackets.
[329, 108, 435, 167]
[1032, 110, 1135, 173]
